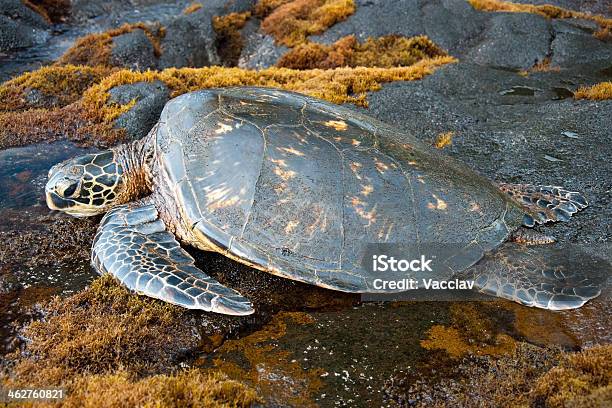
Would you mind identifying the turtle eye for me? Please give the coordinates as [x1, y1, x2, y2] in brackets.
[58, 180, 79, 198]
[63, 183, 78, 197]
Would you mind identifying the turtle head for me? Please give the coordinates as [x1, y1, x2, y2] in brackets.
[45, 150, 125, 217]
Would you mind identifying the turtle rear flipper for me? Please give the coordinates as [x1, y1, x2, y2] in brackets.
[92, 200, 254, 315]
[461, 243, 608, 310]
[498, 183, 588, 227]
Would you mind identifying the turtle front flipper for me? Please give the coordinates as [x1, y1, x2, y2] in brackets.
[460, 243, 608, 310]
[91, 200, 254, 315]
[498, 183, 588, 227]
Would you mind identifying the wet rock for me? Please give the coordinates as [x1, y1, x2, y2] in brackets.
[158, 8, 220, 69]
[69, 0, 182, 22]
[110, 29, 158, 71]
[0, 0, 50, 52]
[0, 0, 49, 28]
[0, 207, 97, 270]
[468, 13, 552, 70]
[383, 342, 562, 407]
[69, 0, 113, 21]
[109, 80, 170, 141]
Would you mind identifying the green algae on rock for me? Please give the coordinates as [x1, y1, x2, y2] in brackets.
[4, 275, 191, 386]
[212, 312, 325, 407]
[531, 344, 612, 407]
[517, 57, 560, 77]
[183, 2, 203, 15]
[0, 65, 111, 111]
[385, 341, 612, 408]
[433, 131, 455, 149]
[35, 370, 259, 408]
[385, 342, 562, 407]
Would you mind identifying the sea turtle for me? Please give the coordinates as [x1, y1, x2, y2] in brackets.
[45, 87, 607, 315]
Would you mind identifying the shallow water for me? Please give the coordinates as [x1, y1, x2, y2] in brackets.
[0, 1, 191, 81]
[0, 142, 98, 355]
[0, 141, 95, 209]
[203, 293, 610, 407]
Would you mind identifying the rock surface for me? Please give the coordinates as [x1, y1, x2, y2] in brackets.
[158, 8, 221, 69]
[110, 29, 158, 70]
[239, 19, 290, 69]
[158, 0, 256, 69]
[467, 13, 552, 70]
[363, 63, 612, 257]
[109, 80, 170, 140]
[0, 0, 50, 52]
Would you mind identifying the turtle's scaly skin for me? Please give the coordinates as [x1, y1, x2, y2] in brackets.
[92, 201, 253, 314]
[151, 87, 524, 291]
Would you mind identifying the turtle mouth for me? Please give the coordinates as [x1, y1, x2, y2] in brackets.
[45, 191, 102, 217]
[46, 190, 75, 211]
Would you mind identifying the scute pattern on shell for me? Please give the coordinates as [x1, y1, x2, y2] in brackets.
[155, 87, 525, 292]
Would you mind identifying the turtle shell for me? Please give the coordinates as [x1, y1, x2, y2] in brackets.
[154, 87, 524, 292]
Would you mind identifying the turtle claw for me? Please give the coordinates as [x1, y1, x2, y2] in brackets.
[499, 183, 588, 226]
[211, 296, 255, 316]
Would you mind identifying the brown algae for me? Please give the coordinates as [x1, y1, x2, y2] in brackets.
[260, 0, 356, 47]
[212, 312, 324, 406]
[55, 23, 165, 67]
[277, 34, 448, 69]
[0, 58, 456, 149]
[574, 81, 612, 100]
[468, 0, 612, 40]
[213, 11, 253, 66]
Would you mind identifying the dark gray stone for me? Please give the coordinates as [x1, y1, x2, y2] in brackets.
[109, 81, 170, 141]
[311, 0, 488, 56]
[70, 0, 120, 21]
[110, 29, 158, 70]
[0, 0, 49, 28]
[551, 20, 612, 69]
[70, 0, 186, 22]
[158, 8, 220, 69]
[467, 13, 552, 70]
[238, 19, 289, 69]
[312, 0, 427, 43]
[0, 0, 49, 52]
[420, 0, 489, 52]
[362, 61, 612, 247]
[514, 0, 612, 18]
